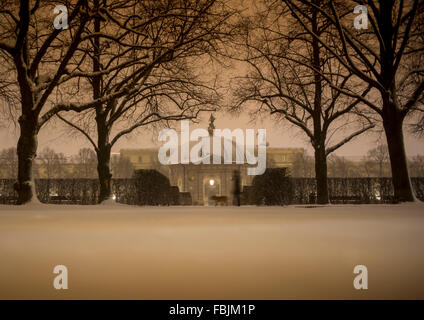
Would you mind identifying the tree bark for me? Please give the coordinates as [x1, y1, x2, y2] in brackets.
[311, 4, 329, 205]
[382, 102, 414, 202]
[96, 118, 112, 203]
[13, 15, 40, 204]
[314, 143, 329, 204]
[378, 1, 414, 202]
[92, 0, 112, 204]
[15, 114, 39, 204]
[96, 146, 112, 203]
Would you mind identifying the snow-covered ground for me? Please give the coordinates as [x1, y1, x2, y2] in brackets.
[1, 203, 424, 299]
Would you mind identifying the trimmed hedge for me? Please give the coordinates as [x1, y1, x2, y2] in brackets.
[250, 168, 292, 205]
[1, 176, 424, 205]
[132, 169, 171, 206]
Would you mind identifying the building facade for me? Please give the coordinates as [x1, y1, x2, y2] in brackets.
[121, 146, 303, 205]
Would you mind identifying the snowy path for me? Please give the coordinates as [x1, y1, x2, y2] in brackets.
[1, 203, 424, 299]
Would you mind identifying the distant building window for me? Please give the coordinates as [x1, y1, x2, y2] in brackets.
[138, 156, 142, 163]
[282, 155, 286, 162]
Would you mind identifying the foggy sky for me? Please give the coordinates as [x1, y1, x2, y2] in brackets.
[0, 110, 423, 159]
[0, 0, 422, 160]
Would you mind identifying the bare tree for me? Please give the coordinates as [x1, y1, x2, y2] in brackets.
[283, 0, 424, 202]
[0, 0, 173, 203]
[232, 0, 374, 203]
[72, 147, 97, 178]
[0, 0, 96, 203]
[56, 0, 233, 202]
[366, 143, 390, 178]
[407, 1, 424, 137]
[37, 147, 68, 179]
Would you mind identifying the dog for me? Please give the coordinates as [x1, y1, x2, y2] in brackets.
[211, 195, 228, 206]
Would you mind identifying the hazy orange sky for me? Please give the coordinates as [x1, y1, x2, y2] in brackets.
[0, 110, 423, 159]
[0, 0, 422, 159]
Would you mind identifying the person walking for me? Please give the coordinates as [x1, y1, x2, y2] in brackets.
[232, 170, 241, 206]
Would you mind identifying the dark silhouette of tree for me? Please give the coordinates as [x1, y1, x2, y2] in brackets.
[0, 0, 234, 204]
[57, 0, 233, 203]
[232, 0, 374, 203]
[0, 0, 94, 203]
[0, 0, 143, 203]
[283, 0, 424, 202]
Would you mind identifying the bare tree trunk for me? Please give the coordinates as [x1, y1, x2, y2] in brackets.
[314, 143, 329, 204]
[382, 102, 414, 202]
[379, 3, 414, 202]
[96, 116, 112, 203]
[13, 17, 40, 204]
[311, 5, 329, 205]
[92, 0, 112, 204]
[96, 149, 112, 203]
[15, 114, 39, 204]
